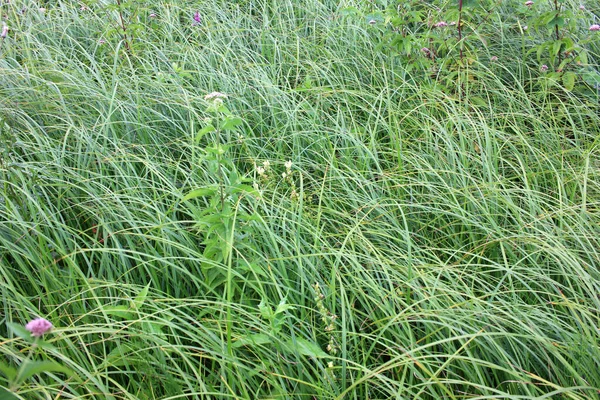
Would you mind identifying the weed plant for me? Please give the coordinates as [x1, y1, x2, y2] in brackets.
[1, 0, 599, 398]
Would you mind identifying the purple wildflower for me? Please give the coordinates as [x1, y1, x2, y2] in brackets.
[25, 318, 53, 337]
[368, 19, 377, 25]
[149, 13, 157, 18]
[1, 25, 8, 39]
[192, 11, 201, 26]
[490, 56, 498, 62]
[589, 24, 600, 31]
[541, 64, 548, 72]
[434, 21, 448, 28]
[525, 1, 534, 6]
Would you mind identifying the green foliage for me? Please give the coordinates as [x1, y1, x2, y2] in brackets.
[367, 0, 600, 97]
[1, 0, 599, 398]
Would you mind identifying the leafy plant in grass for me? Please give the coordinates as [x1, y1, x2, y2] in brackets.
[521, 0, 599, 93]
[370, 0, 600, 96]
[182, 92, 259, 291]
[95, 0, 149, 54]
[1, 319, 72, 399]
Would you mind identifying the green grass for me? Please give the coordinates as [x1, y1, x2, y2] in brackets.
[1, 0, 600, 398]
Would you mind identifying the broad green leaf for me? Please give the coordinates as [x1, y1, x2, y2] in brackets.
[183, 187, 218, 202]
[6, 323, 31, 341]
[16, 361, 73, 384]
[582, 71, 600, 86]
[258, 301, 274, 321]
[103, 305, 134, 320]
[551, 40, 562, 57]
[339, 7, 359, 16]
[461, 0, 478, 8]
[286, 338, 328, 358]
[131, 282, 150, 310]
[539, 11, 557, 26]
[470, 97, 487, 107]
[220, 117, 243, 131]
[547, 16, 564, 28]
[195, 124, 215, 143]
[0, 387, 18, 400]
[576, 50, 588, 65]
[0, 363, 17, 380]
[230, 184, 259, 196]
[275, 299, 295, 315]
[232, 334, 272, 349]
[562, 72, 576, 91]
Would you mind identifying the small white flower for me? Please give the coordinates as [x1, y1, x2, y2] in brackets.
[262, 160, 270, 169]
[204, 91, 227, 101]
[282, 172, 287, 178]
[285, 160, 292, 170]
[256, 166, 265, 176]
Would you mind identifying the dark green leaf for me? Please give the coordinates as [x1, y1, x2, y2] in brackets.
[285, 338, 329, 358]
[104, 305, 134, 320]
[220, 117, 243, 131]
[16, 361, 73, 384]
[0, 387, 18, 400]
[6, 323, 31, 341]
[183, 187, 218, 201]
[562, 72, 576, 91]
[232, 334, 272, 348]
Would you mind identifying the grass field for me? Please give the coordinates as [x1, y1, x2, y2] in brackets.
[1, 0, 600, 398]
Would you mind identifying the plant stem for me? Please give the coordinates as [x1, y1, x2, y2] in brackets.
[115, 0, 131, 53]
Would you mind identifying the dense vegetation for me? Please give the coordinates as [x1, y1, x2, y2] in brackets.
[1, 0, 599, 398]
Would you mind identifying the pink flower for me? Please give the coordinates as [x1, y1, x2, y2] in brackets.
[368, 19, 377, 25]
[589, 24, 600, 31]
[579, 5, 585, 10]
[541, 64, 548, 72]
[25, 318, 53, 337]
[149, 13, 157, 18]
[1, 25, 8, 39]
[490, 56, 498, 62]
[192, 11, 201, 26]
[434, 21, 448, 28]
[525, 1, 534, 6]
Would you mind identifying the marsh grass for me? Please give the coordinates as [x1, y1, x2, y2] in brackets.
[1, 0, 599, 398]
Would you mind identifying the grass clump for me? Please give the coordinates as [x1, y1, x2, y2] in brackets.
[1, 0, 599, 398]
